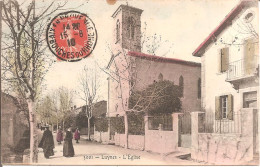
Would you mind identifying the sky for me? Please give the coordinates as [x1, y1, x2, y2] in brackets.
[4, 0, 241, 107]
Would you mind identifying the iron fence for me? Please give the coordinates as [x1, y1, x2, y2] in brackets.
[198, 112, 241, 134]
[148, 114, 173, 131]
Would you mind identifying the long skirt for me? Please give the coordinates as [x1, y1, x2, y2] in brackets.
[43, 147, 54, 158]
[63, 140, 74, 157]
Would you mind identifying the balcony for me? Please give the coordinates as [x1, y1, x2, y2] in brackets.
[226, 56, 259, 83]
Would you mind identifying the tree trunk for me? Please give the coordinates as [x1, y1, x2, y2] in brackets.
[63, 120, 65, 132]
[124, 113, 128, 149]
[88, 118, 91, 140]
[27, 98, 38, 163]
[56, 120, 58, 131]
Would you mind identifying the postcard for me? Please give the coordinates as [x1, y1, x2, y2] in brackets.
[1, 0, 259, 165]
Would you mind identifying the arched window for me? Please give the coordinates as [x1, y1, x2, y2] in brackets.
[116, 20, 120, 42]
[179, 76, 184, 97]
[127, 17, 135, 39]
[198, 78, 201, 99]
[158, 73, 163, 81]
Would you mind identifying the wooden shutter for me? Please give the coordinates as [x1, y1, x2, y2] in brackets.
[227, 94, 233, 120]
[221, 48, 229, 72]
[215, 96, 221, 120]
[245, 38, 258, 75]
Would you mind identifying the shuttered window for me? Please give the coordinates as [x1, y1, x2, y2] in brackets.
[220, 47, 229, 73]
[215, 94, 233, 120]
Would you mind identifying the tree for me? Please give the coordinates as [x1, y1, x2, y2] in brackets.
[78, 65, 100, 140]
[58, 87, 74, 132]
[129, 80, 182, 115]
[0, 0, 72, 162]
[100, 21, 175, 148]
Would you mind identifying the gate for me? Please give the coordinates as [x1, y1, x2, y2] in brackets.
[178, 112, 191, 148]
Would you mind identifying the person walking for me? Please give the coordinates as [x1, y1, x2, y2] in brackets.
[56, 126, 63, 144]
[63, 127, 75, 157]
[38, 126, 55, 159]
[74, 128, 80, 143]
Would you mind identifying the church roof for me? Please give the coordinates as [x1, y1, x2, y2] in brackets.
[128, 51, 201, 67]
[192, 0, 257, 57]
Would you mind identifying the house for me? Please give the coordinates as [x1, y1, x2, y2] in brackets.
[106, 4, 201, 153]
[191, 0, 258, 164]
[1, 92, 29, 163]
[74, 101, 107, 136]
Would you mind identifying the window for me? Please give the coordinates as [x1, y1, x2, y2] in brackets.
[127, 17, 135, 39]
[198, 78, 201, 99]
[221, 96, 228, 119]
[220, 47, 229, 73]
[243, 91, 257, 108]
[244, 11, 255, 23]
[158, 73, 163, 81]
[116, 20, 120, 42]
[179, 76, 184, 97]
[215, 94, 233, 120]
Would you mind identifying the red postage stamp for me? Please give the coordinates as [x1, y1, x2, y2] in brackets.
[46, 11, 97, 62]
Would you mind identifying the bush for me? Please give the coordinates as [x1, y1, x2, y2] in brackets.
[110, 116, 125, 134]
[94, 117, 108, 132]
[129, 80, 182, 115]
[128, 112, 144, 135]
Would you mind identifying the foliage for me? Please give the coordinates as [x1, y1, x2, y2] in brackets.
[75, 108, 94, 129]
[129, 80, 182, 115]
[94, 117, 108, 132]
[128, 112, 144, 135]
[64, 113, 76, 131]
[110, 116, 125, 134]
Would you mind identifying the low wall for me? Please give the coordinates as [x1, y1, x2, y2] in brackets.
[145, 130, 177, 154]
[196, 133, 252, 164]
[192, 109, 257, 164]
[93, 131, 109, 143]
[114, 134, 145, 150]
[128, 135, 145, 150]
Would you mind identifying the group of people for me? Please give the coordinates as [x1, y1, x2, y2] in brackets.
[39, 126, 81, 159]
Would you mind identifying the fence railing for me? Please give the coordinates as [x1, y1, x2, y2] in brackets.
[198, 112, 241, 134]
[148, 114, 173, 131]
[227, 55, 258, 81]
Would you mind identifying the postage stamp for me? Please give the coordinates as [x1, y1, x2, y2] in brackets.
[0, 0, 259, 166]
[46, 11, 97, 62]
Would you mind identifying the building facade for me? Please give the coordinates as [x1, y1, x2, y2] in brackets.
[106, 4, 201, 153]
[192, 0, 258, 164]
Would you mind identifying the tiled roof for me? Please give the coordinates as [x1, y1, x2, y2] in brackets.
[192, 0, 257, 57]
[128, 51, 201, 67]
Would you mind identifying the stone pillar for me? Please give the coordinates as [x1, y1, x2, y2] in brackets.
[172, 113, 182, 151]
[144, 115, 148, 151]
[191, 111, 204, 160]
[240, 108, 255, 162]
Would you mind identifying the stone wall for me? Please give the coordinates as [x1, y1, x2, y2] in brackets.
[191, 109, 257, 165]
[145, 130, 178, 154]
[93, 131, 109, 143]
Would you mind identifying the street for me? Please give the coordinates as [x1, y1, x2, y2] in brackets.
[37, 132, 203, 165]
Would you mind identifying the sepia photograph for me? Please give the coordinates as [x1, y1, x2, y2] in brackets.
[0, 0, 259, 165]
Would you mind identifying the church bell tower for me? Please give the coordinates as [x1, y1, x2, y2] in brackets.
[112, 5, 143, 52]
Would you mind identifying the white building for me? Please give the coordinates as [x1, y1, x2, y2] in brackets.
[192, 0, 259, 164]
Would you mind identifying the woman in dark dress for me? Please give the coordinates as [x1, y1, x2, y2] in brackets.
[63, 128, 75, 157]
[39, 127, 55, 159]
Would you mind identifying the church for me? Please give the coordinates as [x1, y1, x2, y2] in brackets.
[106, 4, 201, 153]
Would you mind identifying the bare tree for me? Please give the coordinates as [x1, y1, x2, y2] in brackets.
[78, 65, 100, 140]
[0, 0, 79, 162]
[58, 87, 74, 132]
